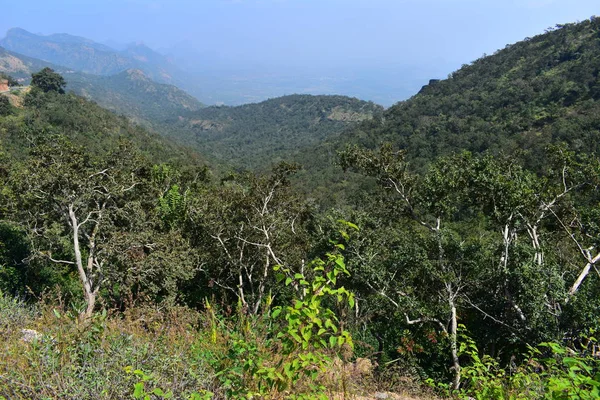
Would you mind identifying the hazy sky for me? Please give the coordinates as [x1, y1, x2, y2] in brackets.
[1, 0, 598, 74]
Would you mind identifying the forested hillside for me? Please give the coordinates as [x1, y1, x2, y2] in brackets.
[0, 47, 205, 128]
[293, 16, 600, 204]
[66, 68, 205, 125]
[0, 28, 205, 101]
[0, 17, 599, 399]
[163, 94, 383, 170]
[344, 17, 600, 170]
[0, 73, 205, 166]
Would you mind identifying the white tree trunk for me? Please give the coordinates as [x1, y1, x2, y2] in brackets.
[568, 251, 600, 299]
[447, 284, 461, 390]
[69, 205, 96, 319]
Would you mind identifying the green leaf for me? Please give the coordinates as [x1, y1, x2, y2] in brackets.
[133, 383, 144, 399]
[329, 336, 337, 348]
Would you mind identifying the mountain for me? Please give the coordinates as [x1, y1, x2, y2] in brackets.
[0, 28, 204, 100]
[66, 69, 204, 125]
[0, 47, 204, 126]
[162, 94, 384, 170]
[341, 17, 600, 171]
[0, 84, 204, 167]
[0, 45, 63, 82]
[264, 16, 600, 205]
[0, 28, 135, 76]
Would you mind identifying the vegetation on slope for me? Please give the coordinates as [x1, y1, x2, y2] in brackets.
[1, 17, 600, 399]
[163, 94, 383, 170]
[291, 16, 600, 205]
[0, 48, 205, 128]
[66, 68, 205, 125]
[345, 17, 600, 171]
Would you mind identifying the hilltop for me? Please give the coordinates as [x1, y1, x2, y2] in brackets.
[341, 17, 600, 170]
[163, 94, 383, 170]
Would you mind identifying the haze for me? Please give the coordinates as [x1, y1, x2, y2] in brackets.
[1, 0, 598, 105]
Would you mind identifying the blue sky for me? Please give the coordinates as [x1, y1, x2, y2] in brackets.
[1, 0, 598, 104]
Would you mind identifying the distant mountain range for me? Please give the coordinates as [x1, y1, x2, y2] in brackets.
[0, 40, 381, 175]
[0, 45, 204, 126]
[0, 28, 205, 100]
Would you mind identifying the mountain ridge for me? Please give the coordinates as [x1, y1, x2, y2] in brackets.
[161, 94, 384, 170]
[0, 46, 204, 126]
[0, 27, 205, 100]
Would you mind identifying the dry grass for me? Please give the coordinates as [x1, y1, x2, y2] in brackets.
[0, 295, 440, 399]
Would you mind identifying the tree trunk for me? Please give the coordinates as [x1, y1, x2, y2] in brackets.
[69, 205, 96, 319]
[447, 284, 461, 390]
[568, 251, 600, 300]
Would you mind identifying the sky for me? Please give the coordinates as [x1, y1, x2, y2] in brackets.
[1, 0, 598, 104]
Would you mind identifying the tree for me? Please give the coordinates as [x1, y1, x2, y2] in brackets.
[0, 73, 18, 87]
[339, 143, 600, 388]
[10, 136, 146, 319]
[185, 163, 313, 314]
[31, 68, 66, 94]
[0, 96, 12, 116]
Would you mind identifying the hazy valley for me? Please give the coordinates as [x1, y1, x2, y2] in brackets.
[1, 13, 600, 399]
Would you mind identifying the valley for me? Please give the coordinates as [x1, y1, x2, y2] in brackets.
[0, 14, 599, 400]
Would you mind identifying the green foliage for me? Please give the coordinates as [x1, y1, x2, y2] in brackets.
[0, 73, 19, 87]
[163, 94, 383, 171]
[196, 238, 355, 399]
[0, 96, 12, 117]
[343, 18, 600, 172]
[66, 69, 205, 126]
[158, 184, 187, 229]
[539, 340, 600, 399]
[31, 67, 66, 94]
[271, 246, 355, 392]
[453, 326, 600, 400]
[2, 17, 600, 398]
[0, 221, 31, 295]
[0, 299, 213, 399]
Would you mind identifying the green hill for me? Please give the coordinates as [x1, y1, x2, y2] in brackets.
[0, 47, 204, 128]
[163, 94, 383, 170]
[343, 17, 600, 170]
[0, 84, 205, 167]
[66, 68, 204, 125]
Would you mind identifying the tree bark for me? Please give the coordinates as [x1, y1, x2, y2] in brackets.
[447, 283, 461, 391]
[568, 251, 600, 299]
[69, 204, 96, 319]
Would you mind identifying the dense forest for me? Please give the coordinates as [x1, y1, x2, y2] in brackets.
[161, 95, 383, 171]
[0, 17, 599, 400]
